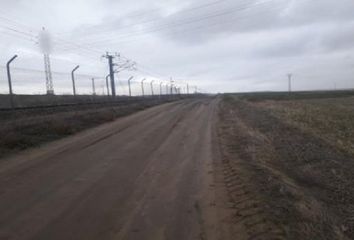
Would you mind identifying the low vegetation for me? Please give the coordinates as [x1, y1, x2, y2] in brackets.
[0, 99, 166, 159]
[0, 94, 112, 108]
[217, 92, 354, 239]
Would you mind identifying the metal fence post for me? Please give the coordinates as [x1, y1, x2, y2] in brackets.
[91, 78, 96, 96]
[159, 82, 163, 98]
[105, 74, 110, 96]
[141, 78, 146, 97]
[71, 65, 80, 96]
[6, 55, 18, 108]
[150, 80, 154, 96]
[128, 76, 134, 97]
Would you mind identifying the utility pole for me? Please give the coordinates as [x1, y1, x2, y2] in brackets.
[91, 78, 96, 96]
[127, 76, 134, 97]
[104, 52, 117, 97]
[150, 80, 154, 96]
[71, 65, 79, 96]
[141, 78, 146, 97]
[6, 54, 17, 108]
[105, 74, 110, 96]
[187, 84, 189, 94]
[287, 73, 292, 93]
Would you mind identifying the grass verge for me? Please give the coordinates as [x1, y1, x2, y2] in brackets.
[0, 101, 162, 159]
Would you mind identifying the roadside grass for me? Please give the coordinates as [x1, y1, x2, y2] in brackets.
[0, 102, 159, 159]
[218, 94, 354, 239]
[231, 90, 354, 102]
[255, 97, 354, 157]
[0, 94, 113, 108]
[222, 93, 354, 157]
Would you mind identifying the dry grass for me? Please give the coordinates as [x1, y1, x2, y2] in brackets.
[256, 97, 354, 157]
[217, 94, 354, 239]
[0, 94, 112, 108]
[0, 102, 159, 159]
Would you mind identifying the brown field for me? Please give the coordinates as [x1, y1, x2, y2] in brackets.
[217, 93, 354, 239]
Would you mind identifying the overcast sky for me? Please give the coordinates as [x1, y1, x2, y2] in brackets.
[0, 0, 354, 95]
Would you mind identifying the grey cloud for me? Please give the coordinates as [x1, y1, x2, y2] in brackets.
[0, 0, 354, 94]
[153, 0, 354, 45]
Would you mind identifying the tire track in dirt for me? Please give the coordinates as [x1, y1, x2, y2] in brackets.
[219, 121, 285, 239]
[217, 96, 353, 239]
[217, 103, 286, 240]
[221, 158, 285, 240]
[233, 100, 353, 239]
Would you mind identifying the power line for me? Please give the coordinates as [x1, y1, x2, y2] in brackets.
[0, 4, 241, 92]
[94, 4, 283, 47]
[0, 12, 103, 60]
[0, 65, 104, 78]
[57, 0, 227, 39]
[59, 0, 230, 38]
[66, 0, 279, 48]
[0, 25, 37, 38]
[0, 30, 37, 43]
[0, 17, 102, 63]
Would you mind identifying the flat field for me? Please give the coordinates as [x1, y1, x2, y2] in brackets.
[217, 92, 354, 239]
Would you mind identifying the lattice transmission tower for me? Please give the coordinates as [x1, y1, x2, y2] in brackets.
[39, 27, 54, 95]
[44, 53, 54, 95]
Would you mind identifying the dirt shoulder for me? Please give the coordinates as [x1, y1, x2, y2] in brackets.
[215, 95, 354, 239]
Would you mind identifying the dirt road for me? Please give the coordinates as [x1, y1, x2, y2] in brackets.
[0, 98, 229, 240]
